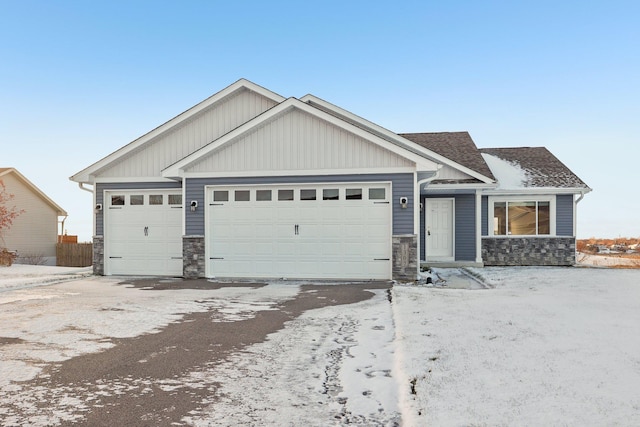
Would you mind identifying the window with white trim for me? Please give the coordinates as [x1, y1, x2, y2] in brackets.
[489, 197, 555, 236]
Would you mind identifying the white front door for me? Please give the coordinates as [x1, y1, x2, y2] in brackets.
[206, 183, 392, 280]
[425, 198, 454, 260]
[104, 190, 183, 276]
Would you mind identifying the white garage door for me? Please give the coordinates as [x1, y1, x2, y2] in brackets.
[105, 190, 183, 276]
[206, 183, 391, 280]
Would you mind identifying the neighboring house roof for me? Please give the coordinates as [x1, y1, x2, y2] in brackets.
[479, 147, 590, 190]
[400, 132, 496, 182]
[0, 168, 67, 215]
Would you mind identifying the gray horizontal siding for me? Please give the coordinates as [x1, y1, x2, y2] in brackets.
[186, 173, 414, 236]
[455, 194, 476, 261]
[481, 196, 489, 236]
[95, 182, 181, 235]
[556, 194, 574, 236]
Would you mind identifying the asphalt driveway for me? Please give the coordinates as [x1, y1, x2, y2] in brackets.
[1, 277, 391, 426]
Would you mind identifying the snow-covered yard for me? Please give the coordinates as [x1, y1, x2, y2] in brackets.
[1, 265, 639, 426]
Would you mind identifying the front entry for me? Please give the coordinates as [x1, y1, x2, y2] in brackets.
[425, 198, 454, 261]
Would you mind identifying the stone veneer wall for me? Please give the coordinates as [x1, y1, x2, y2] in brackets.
[183, 235, 205, 279]
[482, 237, 576, 266]
[392, 234, 418, 282]
[93, 236, 104, 275]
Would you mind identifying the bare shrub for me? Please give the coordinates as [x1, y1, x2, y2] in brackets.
[18, 252, 48, 265]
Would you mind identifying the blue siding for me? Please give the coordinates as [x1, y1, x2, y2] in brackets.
[186, 173, 414, 236]
[95, 182, 181, 235]
[481, 196, 488, 236]
[455, 194, 476, 261]
[556, 194, 574, 236]
[420, 194, 476, 261]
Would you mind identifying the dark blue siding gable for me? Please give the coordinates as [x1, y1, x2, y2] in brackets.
[186, 173, 414, 236]
[556, 194, 574, 236]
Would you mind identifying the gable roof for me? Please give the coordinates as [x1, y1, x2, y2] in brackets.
[302, 96, 495, 184]
[162, 97, 438, 178]
[0, 168, 67, 215]
[70, 79, 286, 184]
[480, 147, 590, 190]
[400, 132, 496, 182]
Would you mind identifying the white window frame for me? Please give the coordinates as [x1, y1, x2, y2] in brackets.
[487, 195, 556, 237]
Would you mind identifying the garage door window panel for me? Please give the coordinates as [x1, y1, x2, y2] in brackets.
[130, 195, 144, 205]
[369, 188, 386, 200]
[278, 189, 294, 201]
[235, 190, 250, 202]
[346, 188, 363, 200]
[168, 195, 182, 205]
[149, 195, 163, 205]
[257, 190, 272, 201]
[213, 191, 229, 202]
[323, 189, 339, 200]
[111, 195, 125, 206]
[300, 189, 316, 201]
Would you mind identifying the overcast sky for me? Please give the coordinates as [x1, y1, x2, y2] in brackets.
[1, 1, 638, 241]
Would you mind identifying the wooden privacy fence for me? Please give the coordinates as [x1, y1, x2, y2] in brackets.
[56, 243, 93, 267]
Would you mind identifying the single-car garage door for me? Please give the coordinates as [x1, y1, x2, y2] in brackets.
[206, 183, 391, 280]
[105, 190, 183, 276]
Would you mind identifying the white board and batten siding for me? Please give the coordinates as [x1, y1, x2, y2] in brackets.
[97, 88, 279, 179]
[187, 109, 414, 175]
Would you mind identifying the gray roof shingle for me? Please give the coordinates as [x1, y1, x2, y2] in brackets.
[479, 147, 590, 189]
[400, 132, 496, 181]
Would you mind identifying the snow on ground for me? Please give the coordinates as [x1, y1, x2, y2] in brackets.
[0, 264, 92, 293]
[1, 265, 640, 425]
[394, 267, 640, 426]
[577, 251, 640, 268]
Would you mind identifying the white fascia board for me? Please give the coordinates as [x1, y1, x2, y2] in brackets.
[484, 187, 592, 196]
[180, 167, 417, 179]
[425, 183, 498, 191]
[70, 79, 286, 184]
[93, 176, 181, 184]
[1, 168, 67, 215]
[162, 98, 437, 178]
[301, 94, 495, 183]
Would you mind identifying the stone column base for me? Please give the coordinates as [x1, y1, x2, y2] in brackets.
[392, 234, 418, 282]
[93, 236, 104, 275]
[183, 235, 205, 279]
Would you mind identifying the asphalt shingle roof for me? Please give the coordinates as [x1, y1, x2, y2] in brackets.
[479, 147, 590, 189]
[400, 132, 496, 181]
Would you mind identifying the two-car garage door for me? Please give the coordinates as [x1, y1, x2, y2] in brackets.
[206, 183, 392, 280]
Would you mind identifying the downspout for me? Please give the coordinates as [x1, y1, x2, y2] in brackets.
[58, 215, 68, 243]
[78, 182, 93, 193]
[573, 190, 587, 238]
